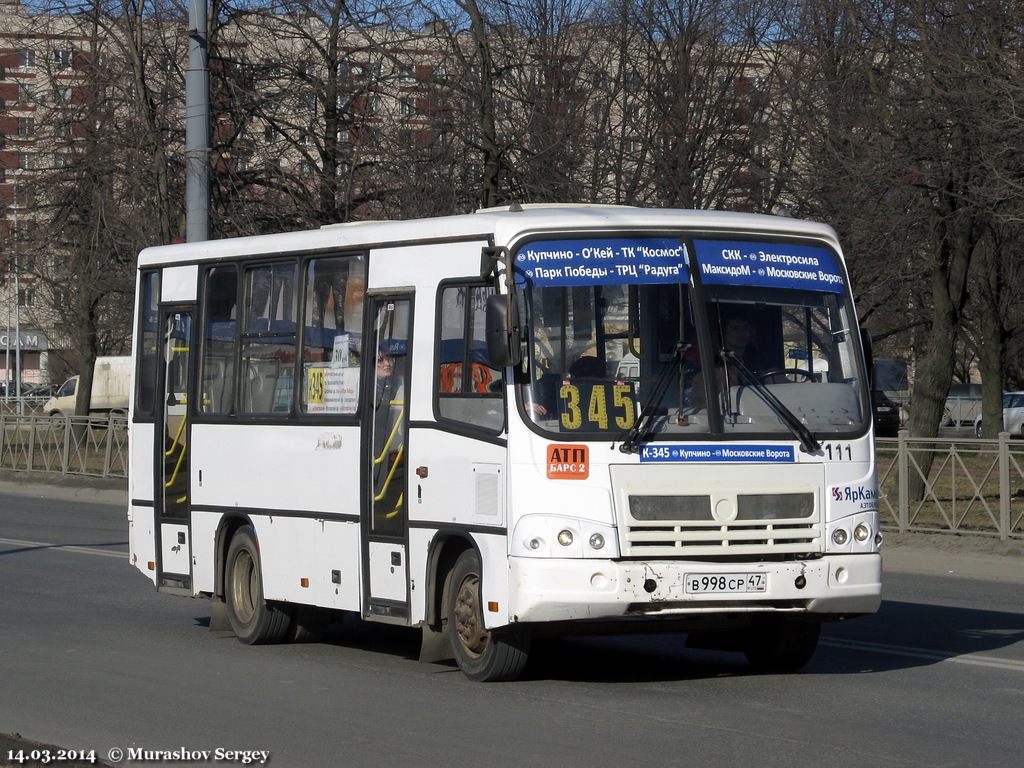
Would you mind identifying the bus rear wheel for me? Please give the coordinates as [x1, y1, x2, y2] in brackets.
[743, 617, 820, 672]
[225, 525, 292, 645]
[446, 550, 530, 682]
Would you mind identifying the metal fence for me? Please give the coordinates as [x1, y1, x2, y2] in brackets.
[1, 410, 1021, 540]
[0, 412, 128, 478]
[877, 432, 1024, 540]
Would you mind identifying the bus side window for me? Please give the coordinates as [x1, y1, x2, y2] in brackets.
[136, 271, 161, 419]
[300, 254, 366, 415]
[240, 262, 298, 415]
[200, 265, 238, 414]
[436, 283, 502, 432]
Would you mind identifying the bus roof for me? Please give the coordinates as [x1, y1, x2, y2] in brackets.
[136, 205, 841, 267]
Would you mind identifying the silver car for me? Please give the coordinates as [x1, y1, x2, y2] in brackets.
[973, 391, 1024, 437]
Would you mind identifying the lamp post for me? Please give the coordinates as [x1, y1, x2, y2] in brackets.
[12, 170, 23, 416]
[3, 177, 10, 405]
[3, 261, 8, 406]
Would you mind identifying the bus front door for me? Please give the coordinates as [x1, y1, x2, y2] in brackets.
[156, 309, 193, 591]
[364, 296, 411, 621]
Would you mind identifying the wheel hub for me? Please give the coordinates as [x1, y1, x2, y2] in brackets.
[453, 577, 489, 656]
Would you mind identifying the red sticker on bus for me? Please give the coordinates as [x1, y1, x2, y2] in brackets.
[547, 444, 589, 480]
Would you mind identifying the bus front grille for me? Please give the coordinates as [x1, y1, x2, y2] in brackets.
[620, 518, 821, 557]
[610, 463, 826, 559]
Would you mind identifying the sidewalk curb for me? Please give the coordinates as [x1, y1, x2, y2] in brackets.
[0, 481, 125, 505]
[0, 476, 127, 506]
[883, 546, 1024, 582]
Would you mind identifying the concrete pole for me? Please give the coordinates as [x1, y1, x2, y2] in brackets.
[185, 0, 210, 243]
[13, 171, 21, 415]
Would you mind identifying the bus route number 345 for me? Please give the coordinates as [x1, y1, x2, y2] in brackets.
[558, 381, 636, 431]
[685, 573, 768, 594]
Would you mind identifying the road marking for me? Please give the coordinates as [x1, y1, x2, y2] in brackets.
[0, 536, 126, 559]
[822, 637, 1024, 671]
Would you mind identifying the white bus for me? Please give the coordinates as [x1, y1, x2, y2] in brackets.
[128, 205, 882, 681]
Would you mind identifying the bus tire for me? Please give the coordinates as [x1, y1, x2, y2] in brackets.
[225, 525, 292, 645]
[743, 617, 820, 672]
[446, 550, 530, 682]
[286, 605, 331, 643]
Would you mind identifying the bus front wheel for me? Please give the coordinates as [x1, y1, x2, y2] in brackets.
[446, 550, 530, 682]
[743, 617, 821, 672]
[225, 525, 292, 645]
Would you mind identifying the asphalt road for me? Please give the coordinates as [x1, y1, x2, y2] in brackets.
[1, 474, 1023, 768]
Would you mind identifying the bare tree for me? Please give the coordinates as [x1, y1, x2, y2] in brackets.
[783, 0, 1024, 447]
[779, 0, 928, 356]
[615, 0, 794, 211]
[13, 1, 184, 412]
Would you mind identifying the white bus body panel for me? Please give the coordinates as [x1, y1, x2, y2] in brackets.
[187, 423, 364, 608]
[313, 519, 362, 610]
[127, 421, 156, 582]
[161, 265, 198, 302]
[508, 554, 881, 623]
[189, 424, 361, 514]
[406, 427, 510, 624]
[160, 523, 191, 575]
[367, 541, 407, 602]
[129, 505, 157, 585]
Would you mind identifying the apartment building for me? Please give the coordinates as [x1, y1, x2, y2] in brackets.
[0, 1, 770, 389]
[0, 0, 86, 386]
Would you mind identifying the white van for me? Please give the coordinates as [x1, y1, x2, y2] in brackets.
[43, 356, 131, 417]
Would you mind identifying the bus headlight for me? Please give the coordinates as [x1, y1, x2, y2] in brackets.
[511, 516, 619, 558]
[827, 512, 880, 553]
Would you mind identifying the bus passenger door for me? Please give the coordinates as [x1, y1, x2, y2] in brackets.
[364, 296, 411, 621]
[157, 309, 193, 590]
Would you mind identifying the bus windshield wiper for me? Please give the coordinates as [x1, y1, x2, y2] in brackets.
[724, 351, 821, 454]
[618, 341, 686, 455]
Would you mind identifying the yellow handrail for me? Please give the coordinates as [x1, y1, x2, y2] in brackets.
[372, 400, 404, 466]
[164, 394, 188, 503]
[164, 413, 186, 458]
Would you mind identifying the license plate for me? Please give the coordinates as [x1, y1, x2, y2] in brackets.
[685, 573, 767, 594]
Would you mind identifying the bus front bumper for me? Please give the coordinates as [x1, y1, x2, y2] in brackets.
[506, 554, 881, 625]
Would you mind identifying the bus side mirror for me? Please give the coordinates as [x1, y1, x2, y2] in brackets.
[486, 294, 522, 368]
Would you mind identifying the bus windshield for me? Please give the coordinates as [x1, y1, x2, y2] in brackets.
[516, 234, 869, 443]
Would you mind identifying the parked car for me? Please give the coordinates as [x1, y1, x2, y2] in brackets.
[873, 389, 901, 437]
[973, 391, 1024, 438]
[0, 382, 36, 398]
[21, 383, 58, 398]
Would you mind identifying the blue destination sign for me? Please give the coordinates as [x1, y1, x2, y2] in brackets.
[693, 239, 845, 293]
[514, 238, 688, 287]
[640, 444, 797, 463]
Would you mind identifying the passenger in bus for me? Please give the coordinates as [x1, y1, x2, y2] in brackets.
[689, 310, 755, 409]
[523, 375, 554, 418]
[373, 347, 405, 533]
[525, 353, 606, 419]
[568, 354, 605, 378]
